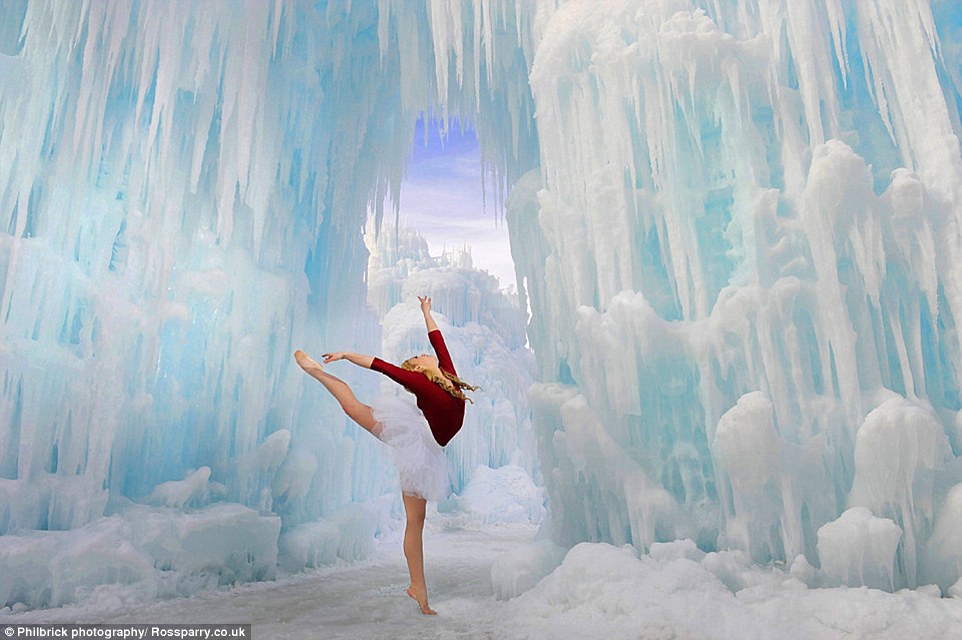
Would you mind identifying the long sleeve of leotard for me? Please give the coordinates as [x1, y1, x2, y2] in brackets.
[370, 358, 431, 393]
[428, 329, 456, 376]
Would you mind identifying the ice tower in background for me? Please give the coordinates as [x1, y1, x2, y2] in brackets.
[3, 0, 962, 609]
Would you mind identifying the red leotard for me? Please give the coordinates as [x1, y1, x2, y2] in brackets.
[370, 329, 466, 447]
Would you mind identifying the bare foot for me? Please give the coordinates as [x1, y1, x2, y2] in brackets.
[406, 586, 437, 615]
[294, 350, 323, 374]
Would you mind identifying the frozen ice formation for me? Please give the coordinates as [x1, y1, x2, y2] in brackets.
[0, 0, 536, 602]
[0, 504, 281, 609]
[2, 0, 962, 609]
[509, 0, 962, 593]
[817, 507, 902, 590]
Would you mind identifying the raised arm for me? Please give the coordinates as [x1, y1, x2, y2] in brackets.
[419, 295, 438, 333]
[322, 351, 374, 369]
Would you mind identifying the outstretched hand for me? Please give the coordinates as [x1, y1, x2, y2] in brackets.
[418, 295, 432, 314]
[419, 295, 439, 332]
[322, 352, 347, 364]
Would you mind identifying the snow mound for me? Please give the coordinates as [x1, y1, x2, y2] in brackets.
[459, 465, 546, 525]
[506, 540, 962, 639]
[510, 542, 765, 640]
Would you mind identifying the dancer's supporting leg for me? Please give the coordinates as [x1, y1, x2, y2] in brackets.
[294, 350, 380, 436]
[402, 493, 436, 615]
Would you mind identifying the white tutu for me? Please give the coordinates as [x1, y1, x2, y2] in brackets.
[370, 394, 450, 502]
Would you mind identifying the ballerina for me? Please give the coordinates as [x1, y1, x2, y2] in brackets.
[294, 295, 476, 615]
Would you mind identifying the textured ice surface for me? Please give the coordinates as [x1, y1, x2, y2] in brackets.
[146, 467, 213, 509]
[817, 507, 902, 590]
[277, 504, 378, 572]
[922, 482, 962, 591]
[847, 397, 951, 586]
[508, 0, 962, 592]
[0, 504, 281, 609]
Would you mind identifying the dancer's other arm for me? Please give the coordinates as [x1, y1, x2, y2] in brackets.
[419, 295, 439, 333]
[419, 295, 456, 375]
[322, 351, 374, 369]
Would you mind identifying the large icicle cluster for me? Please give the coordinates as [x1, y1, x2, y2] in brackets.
[0, 0, 539, 609]
[510, 0, 962, 591]
[0, 0, 401, 538]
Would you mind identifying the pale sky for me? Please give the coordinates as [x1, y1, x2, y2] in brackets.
[391, 117, 516, 289]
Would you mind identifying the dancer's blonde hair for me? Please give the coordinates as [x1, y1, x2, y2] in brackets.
[402, 358, 478, 403]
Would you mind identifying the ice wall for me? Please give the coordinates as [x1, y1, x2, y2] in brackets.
[0, 0, 400, 536]
[0, 0, 539, 609]
[509, 0, 962, 590]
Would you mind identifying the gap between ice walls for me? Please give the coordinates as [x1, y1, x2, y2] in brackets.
[3, 0, 962, 612]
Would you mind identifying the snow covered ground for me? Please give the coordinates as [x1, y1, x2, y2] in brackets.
[1, 519, 535, 640]
[5, 514, 962, 640]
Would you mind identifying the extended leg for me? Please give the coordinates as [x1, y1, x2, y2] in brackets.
[402, 493, 436, 615]
[294, 350, 380, 436]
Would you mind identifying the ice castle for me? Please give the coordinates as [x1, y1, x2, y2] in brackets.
[2, 0, 962, 608]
